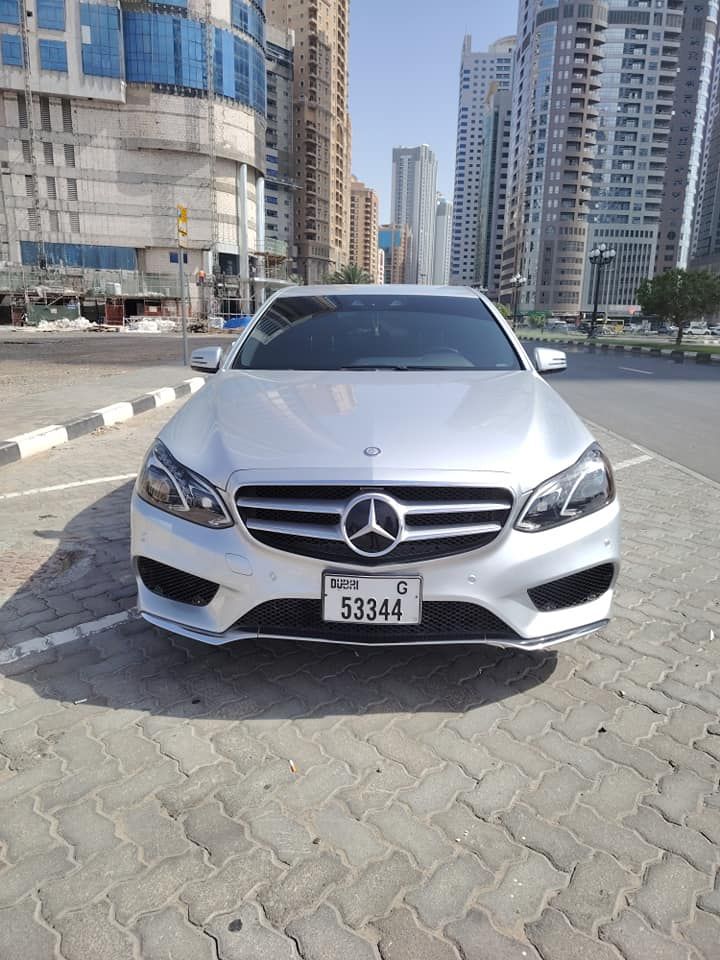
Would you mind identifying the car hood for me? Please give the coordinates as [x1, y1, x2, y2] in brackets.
[159, 370, 593, 492]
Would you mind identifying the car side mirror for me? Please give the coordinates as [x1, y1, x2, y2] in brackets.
[534, 347, 567, 375]
[190, 346, 223, 373]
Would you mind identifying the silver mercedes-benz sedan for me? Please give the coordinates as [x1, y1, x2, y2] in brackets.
[131, 285, 620, 650]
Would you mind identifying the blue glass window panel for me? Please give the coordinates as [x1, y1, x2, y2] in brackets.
[121, 11, 263, 105]
[250, 44, 265, 113]
[231, 0, 264, 47]
[39, 38, 68, 72]
[37, 0, 65, 30]
[214, 28, 235, 98]
[213, 27, 223, 94]
[124, 13, 171, 85]
[0, 0, 18, 24]
[179, 17, 205, 89]
[80, 4, 122, 78]
[21, 241, 137, 270]
[231, 0, 248, 35]
[1, 32, 22, 65]
[233, 34, 250, 103]
[124, 11, 205, 89]
[151, 0, 186, 5]
[150, 15, 175, 84]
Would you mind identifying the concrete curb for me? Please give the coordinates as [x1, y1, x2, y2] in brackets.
[518, 334, 720, 366]
[0, 376, 205, 468]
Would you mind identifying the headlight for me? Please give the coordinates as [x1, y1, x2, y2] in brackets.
[136, 440, 233, 529]
[515, 444, 615, 532]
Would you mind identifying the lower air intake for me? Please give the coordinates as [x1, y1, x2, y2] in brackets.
[137, 557, 219, 607]
[528, 563, 615, 612]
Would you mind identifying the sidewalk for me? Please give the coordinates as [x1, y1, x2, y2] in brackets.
[0, 363, 206, 467]
[0, 365, 199, 439]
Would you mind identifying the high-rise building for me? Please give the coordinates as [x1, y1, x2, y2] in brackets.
[656, 1, 718, 272]
[0, 0, 267, 283]
[449, 35, 515, 286]
[266, 0, 351, 284]
[692, 39, 720, 272]
[585, 0, 717, 312]
[379, 224, 411, 285]
[431, 195, 453, 285]
[390, 145, 438, 283]
[264, 25, 295, 264]
[349, 175, 380, 281]
[502, 2, 607, 316]
[377, 246, 385, 284]
[476, 86, 513, 298]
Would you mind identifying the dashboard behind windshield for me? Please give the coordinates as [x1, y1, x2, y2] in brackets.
[232, 294, 523, 371]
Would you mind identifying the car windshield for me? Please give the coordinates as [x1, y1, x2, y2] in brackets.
[232, 294, 523, 371]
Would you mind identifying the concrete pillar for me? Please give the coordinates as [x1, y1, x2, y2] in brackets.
[237, 162, 250, 308]
[255, 174, 266, 306]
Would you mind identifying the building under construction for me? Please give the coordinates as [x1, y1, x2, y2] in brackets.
[0, 0, 293, 325]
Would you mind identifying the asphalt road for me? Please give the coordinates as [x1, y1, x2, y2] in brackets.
[524, 340, 720, 483]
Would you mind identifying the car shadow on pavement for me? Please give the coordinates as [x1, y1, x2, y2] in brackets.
[1, 480, 558, 720]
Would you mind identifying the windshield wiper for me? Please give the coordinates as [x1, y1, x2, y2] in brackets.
[339, 364, 411, 370]
[340, 364, 476, 371]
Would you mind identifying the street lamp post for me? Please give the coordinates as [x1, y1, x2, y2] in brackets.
[510, 274, 527, 329]
[588, 243, 616, 337]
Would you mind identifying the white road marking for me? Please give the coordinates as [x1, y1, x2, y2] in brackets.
[614, 454, 654, 471]
[0, 473, 137, 501]
[619, 366, 653, 375]
[0, 609, 137, 665]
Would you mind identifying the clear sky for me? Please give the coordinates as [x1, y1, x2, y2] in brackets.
[349, 0, 518, 222]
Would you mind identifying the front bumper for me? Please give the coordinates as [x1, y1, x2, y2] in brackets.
[131, 490, 620, 650]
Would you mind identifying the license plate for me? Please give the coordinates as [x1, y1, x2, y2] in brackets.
[322, 574, 422, 624]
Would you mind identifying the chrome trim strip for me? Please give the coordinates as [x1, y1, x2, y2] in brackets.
[237, 497, 511, 516]
[236, 497, 347, 514]
[139, 610, 609, 651]
[404, 522, 502, 541]
[246, 518, 343, 540]
[403, 501, 512, 515]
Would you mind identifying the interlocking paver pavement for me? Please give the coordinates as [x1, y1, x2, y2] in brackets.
[1, 402, 720, 958]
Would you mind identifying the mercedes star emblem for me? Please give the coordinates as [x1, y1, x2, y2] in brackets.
[342, 494, 403, 557]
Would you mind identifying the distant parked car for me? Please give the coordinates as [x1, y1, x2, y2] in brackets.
[546, 319, 571, 333]
[687, 323, 712, 336]
[655, 324, 677, 336]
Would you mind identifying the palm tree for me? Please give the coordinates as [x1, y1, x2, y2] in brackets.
[325, 264, 373, 284]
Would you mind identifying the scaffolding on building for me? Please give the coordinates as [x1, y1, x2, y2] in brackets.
[0, 261, 296, 330]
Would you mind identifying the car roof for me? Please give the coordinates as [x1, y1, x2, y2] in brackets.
[273, 284, 482, 299]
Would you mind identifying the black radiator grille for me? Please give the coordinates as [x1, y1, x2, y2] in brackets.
[235, 598, 519, 644]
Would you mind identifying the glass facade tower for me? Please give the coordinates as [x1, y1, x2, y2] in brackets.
[0, 0, 267, 280]
[450, 35, 515, 285]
